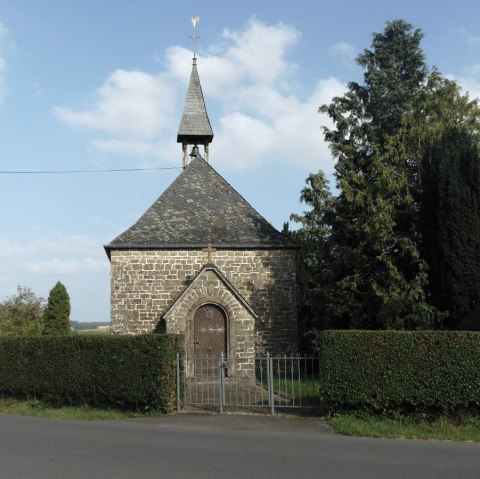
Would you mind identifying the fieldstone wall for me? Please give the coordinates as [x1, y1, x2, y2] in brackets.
[109, 249, 297, 355]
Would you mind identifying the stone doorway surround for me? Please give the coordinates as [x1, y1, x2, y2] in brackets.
[163, 263, 257, 378]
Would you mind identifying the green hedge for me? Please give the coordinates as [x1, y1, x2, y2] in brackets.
[315, 331, 480, 415]
[0, 334, 183, 412]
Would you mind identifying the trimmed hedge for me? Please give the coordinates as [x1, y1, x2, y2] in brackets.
[0, 334, 183, 412]
[315, 330, 480, 415]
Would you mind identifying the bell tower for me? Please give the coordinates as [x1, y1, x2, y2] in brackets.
[177, 17, 214, 166]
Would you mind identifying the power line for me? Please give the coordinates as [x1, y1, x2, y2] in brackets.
[0, 166, 182, 175]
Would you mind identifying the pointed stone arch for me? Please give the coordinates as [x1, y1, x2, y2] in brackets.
[163, 264, 256, 377]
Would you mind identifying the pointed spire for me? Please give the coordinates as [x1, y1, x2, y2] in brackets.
[177, 57, 214, 166]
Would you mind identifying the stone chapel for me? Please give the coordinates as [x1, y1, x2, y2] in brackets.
[105, 56, 297, 376]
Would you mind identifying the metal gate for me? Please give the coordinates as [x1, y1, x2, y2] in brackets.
[176, 353, 322, 414]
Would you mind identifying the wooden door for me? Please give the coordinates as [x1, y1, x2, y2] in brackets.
[193, 304, 227, 378]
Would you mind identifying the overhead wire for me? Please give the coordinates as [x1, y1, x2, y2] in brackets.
[0, 166, 182, 175]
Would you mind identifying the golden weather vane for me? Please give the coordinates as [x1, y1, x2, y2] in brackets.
[189, 16, 200, 57]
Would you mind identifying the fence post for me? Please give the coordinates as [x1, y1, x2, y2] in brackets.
[266, 352, 275, 415]
[318, 355, 323, 415]
[219, 353, 225, 414]
[266, 352, 271, 409]
[176, 352, 181, 413]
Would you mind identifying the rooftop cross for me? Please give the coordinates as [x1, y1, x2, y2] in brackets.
[189, 16, 200, 58]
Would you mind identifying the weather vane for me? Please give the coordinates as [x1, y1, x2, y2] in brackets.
[190, 16, 200, 57]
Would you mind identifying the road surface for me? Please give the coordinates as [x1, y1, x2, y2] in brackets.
[1, 413, 478, 478]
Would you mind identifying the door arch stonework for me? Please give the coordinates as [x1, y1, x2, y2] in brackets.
[162, 266, 257, 378]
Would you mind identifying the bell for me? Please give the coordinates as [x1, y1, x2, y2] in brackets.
[190, 145, 200, 158]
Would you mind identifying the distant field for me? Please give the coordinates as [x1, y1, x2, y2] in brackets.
[71, 321, 111, 334]
[75, 326, 111, 335]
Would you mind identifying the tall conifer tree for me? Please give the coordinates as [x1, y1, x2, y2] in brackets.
[318, 20, 432, 329]
[43, 281, 71, 336]
[287, 172, 335, 343]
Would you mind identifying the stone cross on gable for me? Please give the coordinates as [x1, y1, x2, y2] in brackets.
[202, 242, 217, 263]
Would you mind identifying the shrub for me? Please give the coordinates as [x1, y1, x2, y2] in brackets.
[0, 334, 183, 412]
[315, 330, 480, 415]
[0, 286, 44, 336]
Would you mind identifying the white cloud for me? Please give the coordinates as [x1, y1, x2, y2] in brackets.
[446, 74, 480, 101]
[457, 77, 480, 101]
[54, 18, 345, 172]
[0, 22, 8, 41]
[54, 69, 176, 139]
[0, 233, 99, 257]
[329, 42, 356, 64]
[90, 139, 165, 157]
[0, 239, 24, 258]
[0, 233, 108, 276]
[211, 77, 344, 171]
[25, 258, 108, 276]
[457, 27, 480, 45]
[465, 64, 480, 77]
[222, 18, 300, 85]
[214, 112, 277, 170]
[0, 232, 110, 320]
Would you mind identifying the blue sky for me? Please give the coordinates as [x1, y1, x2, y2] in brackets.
[1, 0, 480, 323]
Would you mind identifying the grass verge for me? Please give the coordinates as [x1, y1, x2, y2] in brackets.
[264, 377, 322, 407]
[328, 413, 480, 442]
[0, 397, 145, 421]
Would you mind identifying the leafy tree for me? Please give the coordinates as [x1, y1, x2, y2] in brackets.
[43, 281, 71, 336]
[0, 285, 44, 336]
[317, 20, 433, 329]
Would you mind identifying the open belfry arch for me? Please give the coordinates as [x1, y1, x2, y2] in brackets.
[105, 20, 297, 377]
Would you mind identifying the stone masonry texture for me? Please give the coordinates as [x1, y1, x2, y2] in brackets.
[110, 249, 297, 357]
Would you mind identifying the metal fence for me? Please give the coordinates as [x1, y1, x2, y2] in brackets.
[176, 353, 322, 414]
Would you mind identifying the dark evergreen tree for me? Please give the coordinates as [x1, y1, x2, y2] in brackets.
[397, 74, 480, 329]
[318, 20, 433, 329]
[43, 281, 71, 336]
[286, 172, 334, 349]
[424, 128, 480, 329]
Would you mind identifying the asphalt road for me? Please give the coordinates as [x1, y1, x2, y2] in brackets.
[0, 412, 479, 479]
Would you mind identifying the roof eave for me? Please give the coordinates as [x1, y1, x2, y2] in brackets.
[105, 241, 298, 253]
[176, 133, 214, 144]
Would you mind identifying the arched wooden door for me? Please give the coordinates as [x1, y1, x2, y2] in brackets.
[193, 303, 227, 358]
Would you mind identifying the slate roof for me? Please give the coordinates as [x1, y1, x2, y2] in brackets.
[105, 157, 296, 253]
[177, 57, 214, 145]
